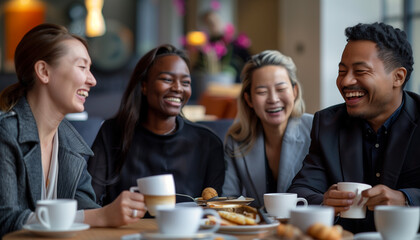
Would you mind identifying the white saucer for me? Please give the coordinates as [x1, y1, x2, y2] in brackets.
[23, 223, 90, 238]
[176, 202, 199, 207]
[139, 232, 237, 240]
[354, 232, 420, 240]
[353, 232, 381, 240]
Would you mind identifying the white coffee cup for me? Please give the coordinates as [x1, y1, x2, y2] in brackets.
[374, 206, 420, 240]
[129, 174, 176, 216]
[290, 206, 334, 232]
[264, 193, 308, 219]
[337, 182, 372, 219]
[35, 199, 77, 230]
[156, 206, 221, 235]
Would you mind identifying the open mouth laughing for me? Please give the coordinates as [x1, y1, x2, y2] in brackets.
[343, 89, 367, 106]
[77, 89, 89, 98]
[345, 91, 365, 99]
[266, 107, 284, 113]
[165, 97, 181, 103]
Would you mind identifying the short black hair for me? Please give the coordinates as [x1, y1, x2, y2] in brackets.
[345, 22, 414, 87]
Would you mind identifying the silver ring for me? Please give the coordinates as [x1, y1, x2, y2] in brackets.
[132, 209, 138, 218]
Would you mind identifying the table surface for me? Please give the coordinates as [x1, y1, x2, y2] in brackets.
[3, 219, 277, 240]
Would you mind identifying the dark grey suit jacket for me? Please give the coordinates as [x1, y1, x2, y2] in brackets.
[0, 98, 99, 237]
[223, 114, 313, 207]
[288, 91, 420, 233]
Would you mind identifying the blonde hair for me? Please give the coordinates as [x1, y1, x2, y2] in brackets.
[227, 50, 305, 156]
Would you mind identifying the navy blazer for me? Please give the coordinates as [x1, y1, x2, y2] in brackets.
[223, 114, 313, 207]
[0, 98, 99, 237]
[289, 91, 420, 233]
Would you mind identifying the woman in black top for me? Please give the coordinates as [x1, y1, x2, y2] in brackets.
[87, 44, 225, 206]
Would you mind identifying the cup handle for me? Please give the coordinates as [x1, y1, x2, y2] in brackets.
[297, 197, 308, 207]
[130, 186, 140, 193]
[199, 209, 221, 234]
[36, 206, 51, 229]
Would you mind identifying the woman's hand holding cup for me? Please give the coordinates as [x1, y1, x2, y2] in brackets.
[85, 190, 146, 227]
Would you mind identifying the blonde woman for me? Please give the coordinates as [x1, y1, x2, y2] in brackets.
[222, 50, 313, 207]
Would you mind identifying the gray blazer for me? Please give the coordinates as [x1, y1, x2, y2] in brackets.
[222, 113, 313, 207]
[0, 97, 99, 237]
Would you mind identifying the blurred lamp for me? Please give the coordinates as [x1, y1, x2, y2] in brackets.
[85, 0, 105, 37]
[4, 0, 45, 71]
[186, 31, 206, 46]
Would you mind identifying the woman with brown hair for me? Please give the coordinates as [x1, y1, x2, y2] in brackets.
[87, 44, 224, 207]
[222, 50, 313, 207]
[0, 23, 146, 237]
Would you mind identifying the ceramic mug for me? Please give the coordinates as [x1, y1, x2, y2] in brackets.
[156, 206, 221, 235]
[264, 193, 308, 218]
[290, 206, 334, 232]
[337, 182, 372, 219]
[374, 206, 420, 240]
[129, 174, 176, 216]
[35, 199, 77, 230]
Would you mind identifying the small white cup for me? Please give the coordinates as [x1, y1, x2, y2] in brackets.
[290, 206, 334, 232]
[156, 206, 221, 235]
[129, 174, 176, 216]
[375, 206, 420, 240]
[337, 182, 372, 219]
[35, 199, 77, 230]
[264, 193, 308, 219]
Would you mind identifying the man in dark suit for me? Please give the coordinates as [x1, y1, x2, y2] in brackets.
[288, 22, 419, 233]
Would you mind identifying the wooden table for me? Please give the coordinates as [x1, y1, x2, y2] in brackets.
[3, 219, 275, 240]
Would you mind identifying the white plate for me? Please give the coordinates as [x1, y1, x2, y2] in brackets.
[202, 221, 279, 235]
[195, 197, 254, 206]
[139, 232, 238, 240]
[23, 223, 90, 238]
[354, 232, 420, 240]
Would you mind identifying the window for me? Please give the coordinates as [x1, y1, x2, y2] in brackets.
[383, 0, 420, 93]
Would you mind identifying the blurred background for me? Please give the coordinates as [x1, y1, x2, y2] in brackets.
[0, 0, 419, 121]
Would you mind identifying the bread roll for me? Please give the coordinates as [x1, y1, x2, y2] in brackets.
[307, 223, 342, 240]
[277, 224, 311, 240]
[202, 187, 218, 200]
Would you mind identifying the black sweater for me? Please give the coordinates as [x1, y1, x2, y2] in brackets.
[87, 116, 225, 206]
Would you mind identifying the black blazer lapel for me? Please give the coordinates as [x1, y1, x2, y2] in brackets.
[382, 102, 418, 188]
[339, 118, 364, 182]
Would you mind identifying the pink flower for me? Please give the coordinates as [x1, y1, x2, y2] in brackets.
[235, 33, 251, 48]
[223, 23, 235, 43]
[210, 0, 221, 11]
[179, 36, 186, 47]
[173, 0, 185, 16]
[212, 41, 227, 59]
[202, 44, 213, 54]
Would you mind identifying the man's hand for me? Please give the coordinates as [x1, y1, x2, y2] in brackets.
[323, 184, 356, 216]
[362, 184, 406, 211]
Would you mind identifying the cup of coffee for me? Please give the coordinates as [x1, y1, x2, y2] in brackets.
[156, 206, 221, 235]
[290, 206, 334, 232]
[35, 199, 77, 230]
[337, 182, 372, 218]
[374, 206, 420, 240]
[264, 193, 308, 219]
[130, 174, 176, 216]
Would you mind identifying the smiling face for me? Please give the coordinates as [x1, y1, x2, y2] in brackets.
[245, 65, 297, 129]
[142, 55, 191, 119]
[336, 40, 404, 128]
[46, 39, 96, 114]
